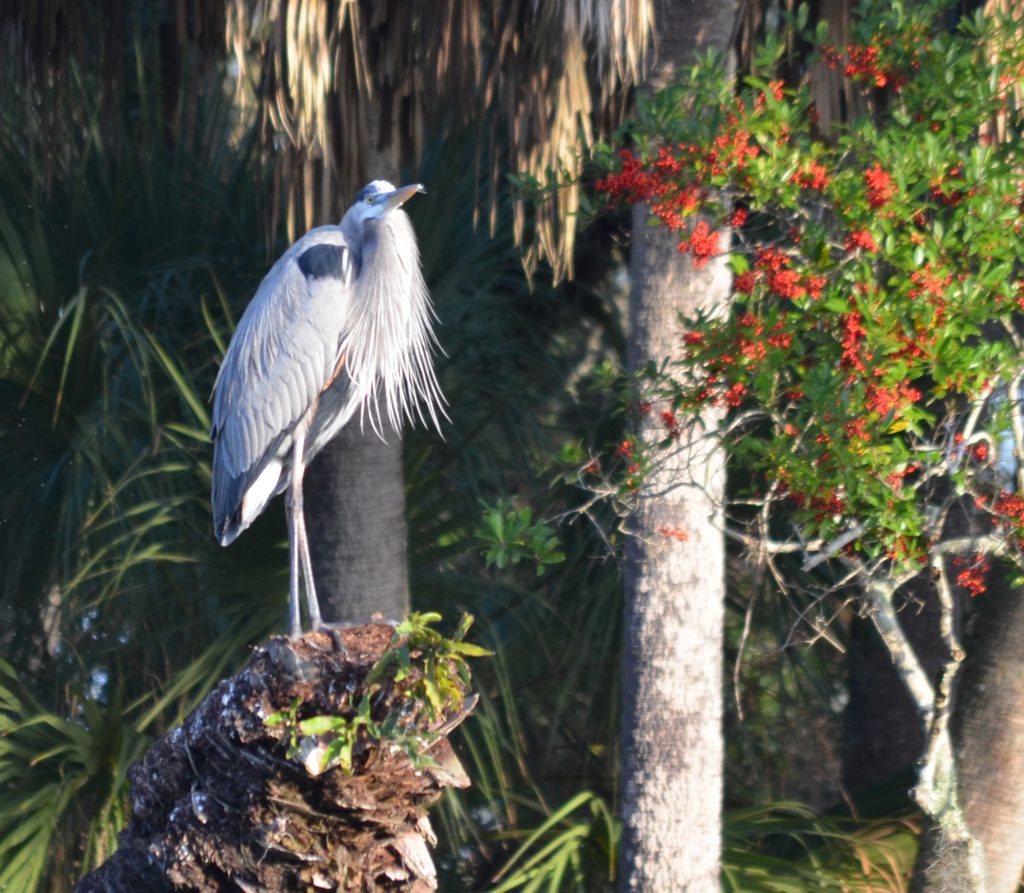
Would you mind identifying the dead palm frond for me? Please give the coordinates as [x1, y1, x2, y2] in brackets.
[224, 0, 654, 280]
[2, 0, 654, 282]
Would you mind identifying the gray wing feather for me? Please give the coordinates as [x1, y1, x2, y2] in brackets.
[211, 227, 356, 539]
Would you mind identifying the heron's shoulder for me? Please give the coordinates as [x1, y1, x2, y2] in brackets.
[284, 225, 351, 259]
[281, 226, 357, 283]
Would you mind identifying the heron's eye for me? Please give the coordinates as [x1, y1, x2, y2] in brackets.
[366, 194, 376, 204]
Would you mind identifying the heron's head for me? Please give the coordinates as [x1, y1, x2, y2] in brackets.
[343, 180, 425, 230]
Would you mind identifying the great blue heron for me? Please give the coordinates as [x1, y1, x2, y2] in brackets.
[210, 180, 445, 636]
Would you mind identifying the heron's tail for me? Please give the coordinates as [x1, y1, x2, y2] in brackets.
[212, 458, 285, 546]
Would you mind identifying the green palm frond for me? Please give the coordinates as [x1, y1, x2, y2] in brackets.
[723, 803, 917, 893]
[486, 791, 618, 893]
[0, 659, 146, 892]
[468, 796, 916, 893]
[0, 17, 293, 886]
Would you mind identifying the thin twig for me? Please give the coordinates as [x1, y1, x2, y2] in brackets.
[1009, 369, 1024, 493]
[732, 587, 757, 722]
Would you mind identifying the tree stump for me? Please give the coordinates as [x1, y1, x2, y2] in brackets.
[75, 622, 474, 892]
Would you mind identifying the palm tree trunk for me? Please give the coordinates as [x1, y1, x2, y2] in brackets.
[621, 215, 729, 892]
[620, 6, 735, 887]
[915, 569, 1024, 893]
[304, 427, 409, 624]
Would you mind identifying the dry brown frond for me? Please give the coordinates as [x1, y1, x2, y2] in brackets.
[806, 0, 868, 131]
[981, 0, 1023, 146]
[224, 0, 654, 280]
[3, 1, 653, 279]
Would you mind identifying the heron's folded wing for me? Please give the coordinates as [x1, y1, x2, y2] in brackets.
[210, 232, 356, 535]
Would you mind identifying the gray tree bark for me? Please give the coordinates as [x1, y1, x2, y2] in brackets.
[619, 5, 735, 889]
[621, 216, 729, 893]
[935, 571, 1024, 893]
[846, 570, 1024, 893]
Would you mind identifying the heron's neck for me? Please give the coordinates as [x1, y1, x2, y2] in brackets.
[339, 214, 365, 262]
[341, 212, 445, 435]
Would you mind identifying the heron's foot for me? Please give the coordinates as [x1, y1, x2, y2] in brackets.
[310, 621, 348, 655]
[287, 602, 303, 640]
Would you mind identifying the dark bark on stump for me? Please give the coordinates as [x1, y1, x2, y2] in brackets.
[75, 624, 471, 893]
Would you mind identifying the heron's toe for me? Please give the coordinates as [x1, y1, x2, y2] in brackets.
[310, 622, 348, 655]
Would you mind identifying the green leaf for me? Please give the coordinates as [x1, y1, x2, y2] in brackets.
[298, 716, 343, 736]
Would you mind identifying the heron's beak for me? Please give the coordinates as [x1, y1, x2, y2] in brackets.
[383, 183, 425, 211]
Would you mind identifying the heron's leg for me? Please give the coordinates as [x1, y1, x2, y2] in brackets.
[284, 487, 302, 638]
[295, 507, 323, 629]
[287, 424, 317, 636]
[288, 421, 332, 638]
[297, 516, 349, 652]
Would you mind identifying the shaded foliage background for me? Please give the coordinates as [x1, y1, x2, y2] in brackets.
[0, 2, 924, 891]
